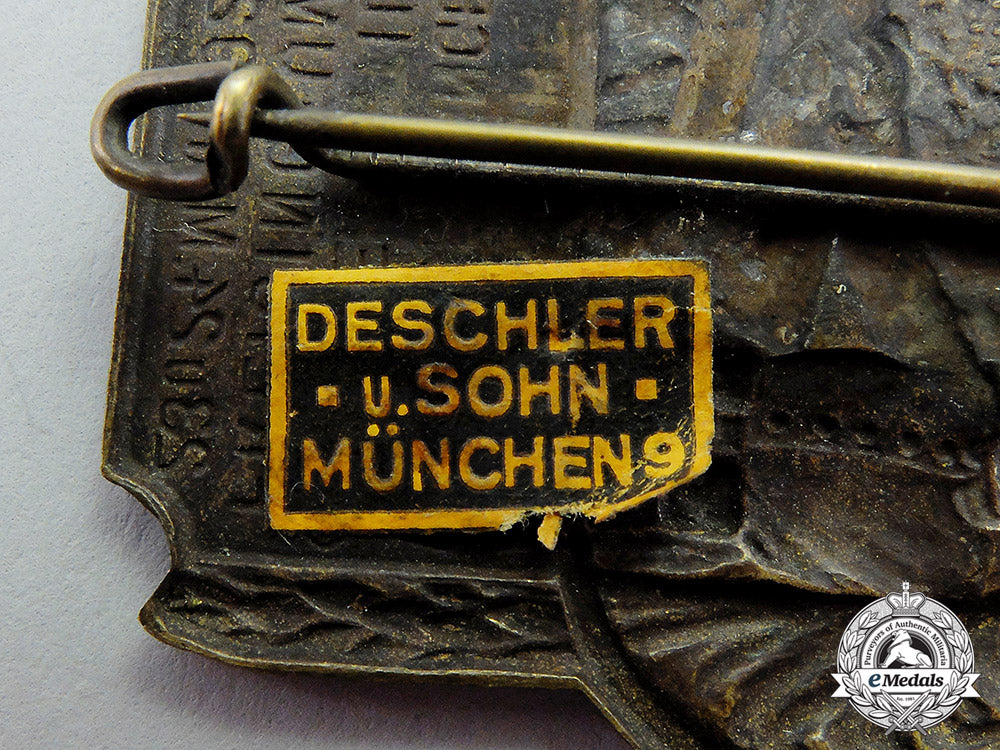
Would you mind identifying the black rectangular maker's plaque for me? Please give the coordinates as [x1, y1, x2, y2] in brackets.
[269, 260, 712, 532]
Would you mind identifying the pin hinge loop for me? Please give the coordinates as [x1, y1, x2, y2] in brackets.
[92, 61, 1000, 209]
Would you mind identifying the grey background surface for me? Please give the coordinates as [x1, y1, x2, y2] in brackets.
[0, 2, 627, 747]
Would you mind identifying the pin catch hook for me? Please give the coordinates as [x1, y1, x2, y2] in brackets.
[90, 62, 342, 200]
[93, 61, 1000, 208]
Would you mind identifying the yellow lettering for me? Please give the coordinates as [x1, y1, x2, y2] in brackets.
[547, 298, 583, 352]
[467, 365, 514, 418]
[459, 437, 501, 490]
[634, 296, 676, 349]
[363, 440, 404, 491]
[416, 363, 460, 415]
[347, 301, 383, 351]
[497, 299, 538, 350]
[519, 365, 560, 416]
[412, 439, 450, 491]
[586, 298, 624, 350]
[553, 435, 591, 489]
[443, 299, 487, 351]
[504, 437, 545, 488]
[362, 375, 391, 417]
[643, 432, 685, 479]
[593, 435, 632, 487]
[569, 364, 609, 419]
[296, 303, 337, 352]
[302, 438, 350, 490]
[391, 300, 434, 350]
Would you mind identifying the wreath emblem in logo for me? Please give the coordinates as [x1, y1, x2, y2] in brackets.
[832, 582, 979, 733]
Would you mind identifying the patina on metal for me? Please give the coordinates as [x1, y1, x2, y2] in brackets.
[94, 62, 1000, 208]
[97, 1, 1000, 748]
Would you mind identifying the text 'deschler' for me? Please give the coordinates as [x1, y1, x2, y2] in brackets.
[268, 259, 713, 532]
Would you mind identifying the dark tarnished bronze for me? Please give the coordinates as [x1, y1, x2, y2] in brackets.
[98, 1, 1000, 748]
[94, 62, 1000, 208]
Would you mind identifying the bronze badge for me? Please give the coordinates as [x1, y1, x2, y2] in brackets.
[93, 1, 1000, 747]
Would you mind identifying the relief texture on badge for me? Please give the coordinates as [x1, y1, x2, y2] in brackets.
[97, 0, 1000, 747]
[269, 260, 713, 541]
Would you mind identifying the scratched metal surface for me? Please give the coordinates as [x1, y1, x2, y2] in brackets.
[105, 1, 1000, 747]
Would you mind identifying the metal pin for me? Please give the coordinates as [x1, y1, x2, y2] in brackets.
[93, 62, 1000, 208]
